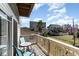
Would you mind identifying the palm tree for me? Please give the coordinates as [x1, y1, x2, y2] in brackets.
[37, 20, 43, 33]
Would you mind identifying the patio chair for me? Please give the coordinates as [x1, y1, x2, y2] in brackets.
[20, 37, 35, 47]
[20, 37, 31, 46]
[13, 45, 35, 56]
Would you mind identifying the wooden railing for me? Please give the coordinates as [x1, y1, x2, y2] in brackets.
[31, 34, 79, 56]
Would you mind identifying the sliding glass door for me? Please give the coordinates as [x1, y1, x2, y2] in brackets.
[0, 10, 12, 56]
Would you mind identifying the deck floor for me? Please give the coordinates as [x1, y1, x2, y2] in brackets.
[20, 35, 46, 56]
[31, 45, 46, 56]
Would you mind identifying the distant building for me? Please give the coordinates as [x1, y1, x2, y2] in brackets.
[48, 24, 62, 29]
[62, 24, 71, 32]
[68, 24, 79, 34]
[62, 24, 79, 34]
[74, 24, 78, 29]
[47, 24, 63, 35]
[30, 21, 46, 32]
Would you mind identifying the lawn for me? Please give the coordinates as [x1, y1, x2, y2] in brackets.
[50, 35, 79, 45]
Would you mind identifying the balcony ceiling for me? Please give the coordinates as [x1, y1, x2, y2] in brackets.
[17, 3, 34, 17]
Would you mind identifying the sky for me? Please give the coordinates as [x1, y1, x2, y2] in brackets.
[20, 3, 79, 28]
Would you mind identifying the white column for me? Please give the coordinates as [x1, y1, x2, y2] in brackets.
[12, 17, 14, 56]
[17, 23, 20, 48]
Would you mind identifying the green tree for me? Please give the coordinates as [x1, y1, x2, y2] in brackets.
[37, 20, 43, 33]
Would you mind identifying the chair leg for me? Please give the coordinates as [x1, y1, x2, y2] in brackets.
[23, 47, 25, 51]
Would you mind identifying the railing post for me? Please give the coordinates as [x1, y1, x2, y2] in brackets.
[48, 40, 50, 56]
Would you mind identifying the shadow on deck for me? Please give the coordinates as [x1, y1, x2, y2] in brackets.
[31, 44, 46, 56]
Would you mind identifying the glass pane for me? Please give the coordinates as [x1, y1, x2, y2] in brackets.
[0, 17, 8, 56]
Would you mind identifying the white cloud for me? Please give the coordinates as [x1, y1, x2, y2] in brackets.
[47, 3, 66, 22]
[64, 15, 70, 19]
[51, 16, 78, 25]
[48, 3, 65, 11]
[47, 13, 63, 21]
[47, 16, 56, 21]
[74, 18, 78, 22]
[33, 18, 43, 22]
[56, 19, 72, 25]
[34, 3, 45, 10]
[47, 14, 50, 17]
[53, 7, 66, 14]
[64, 16, 78, 22]
[19, 16, 30, 27]
[46, 13, 78, 27]
[46, 3, 74, 27]
[20, 16, 30, 22]
[50, 19, 72, 26]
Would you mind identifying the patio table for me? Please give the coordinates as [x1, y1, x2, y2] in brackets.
[20, 42, 33, 47]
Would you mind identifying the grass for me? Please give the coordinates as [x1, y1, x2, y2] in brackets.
[50, 35, 79, 45]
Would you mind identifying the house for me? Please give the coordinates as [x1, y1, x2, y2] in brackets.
[47, 24, 63, 35]
[48, 24, 62, 29]
[30, 21, 46, 32]
[0, 3, 34, 56]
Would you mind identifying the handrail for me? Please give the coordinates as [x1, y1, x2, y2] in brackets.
[31, 34, 79, 56]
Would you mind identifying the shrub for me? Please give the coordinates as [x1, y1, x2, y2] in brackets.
[42, 31, 48, 37]
[76, 32, 79, 38]
[68, 32, 74, 35]
[31, 29, 34, 31]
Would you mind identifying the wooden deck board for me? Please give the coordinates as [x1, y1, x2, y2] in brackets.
[31, 45, 46, 56]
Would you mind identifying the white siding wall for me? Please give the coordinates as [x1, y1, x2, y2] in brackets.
[0, 3, 20, 56]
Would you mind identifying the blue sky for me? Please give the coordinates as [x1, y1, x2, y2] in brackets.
[20, 3, 79, 28]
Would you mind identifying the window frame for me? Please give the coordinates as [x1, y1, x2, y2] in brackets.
[0, 9, 12, 56]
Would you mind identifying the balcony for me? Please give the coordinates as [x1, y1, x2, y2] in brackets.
[17, 33, 79, 56]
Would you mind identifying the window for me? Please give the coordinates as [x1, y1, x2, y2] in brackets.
[0, 10, 12, 56]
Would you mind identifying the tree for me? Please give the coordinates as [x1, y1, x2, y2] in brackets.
[37, 20, 43, 33]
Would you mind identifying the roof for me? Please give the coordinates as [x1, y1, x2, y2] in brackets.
[17, 3, 34, 17]
[48, 24, 61, 28]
